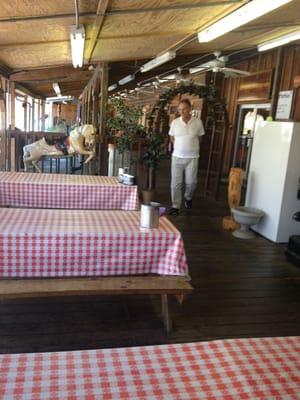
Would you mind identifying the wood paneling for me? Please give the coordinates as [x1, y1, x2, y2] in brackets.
[52, 103, 77, 125]
[219, 44, 300, 176]
[237, 70, 273, 102]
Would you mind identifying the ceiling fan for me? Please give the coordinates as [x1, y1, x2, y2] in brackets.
[158, 68, 192, 84]
[191, 51, 251, 78]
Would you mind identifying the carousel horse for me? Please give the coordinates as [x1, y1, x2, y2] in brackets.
[23, 124, 96, 173]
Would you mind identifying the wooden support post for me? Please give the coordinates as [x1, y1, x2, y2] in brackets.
[270, 47, 284, 120]
[41, 100, 45, 131]
[76, 101, 81, 124]
[9, 82, 16, 171]
[10, 82, 15, 129]
[161, 294, 172, 333]
[37, 99, 41, 131]
[24, 95, 28, 132]
[86, 87, 91, 123]
[83, 92, 87, 124]
[0, 77, 6, 171]
[99, 62, 108, 175]
[31, 99, 35, 132]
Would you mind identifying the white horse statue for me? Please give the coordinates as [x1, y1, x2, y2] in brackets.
[23, 124, 96, 172]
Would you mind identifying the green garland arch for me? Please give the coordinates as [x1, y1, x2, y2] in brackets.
[147, 82, 226, 134]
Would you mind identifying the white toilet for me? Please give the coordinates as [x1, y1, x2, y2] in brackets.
[231, 207, 265, 239]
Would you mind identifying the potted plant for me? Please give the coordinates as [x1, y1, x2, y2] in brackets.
[142, 133, 164, 203]
[107, 98, 145, 173]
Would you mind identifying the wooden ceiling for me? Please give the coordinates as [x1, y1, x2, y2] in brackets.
[0, 0, 299, 98]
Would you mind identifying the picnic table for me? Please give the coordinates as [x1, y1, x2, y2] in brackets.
[0, 336, 299, 399]
[0, 172, 139, 210]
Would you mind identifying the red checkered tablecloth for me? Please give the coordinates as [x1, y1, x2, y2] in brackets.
[0, 172, 139, 210]
[0, 208, 188, 278]
[0, 336, 299, 399]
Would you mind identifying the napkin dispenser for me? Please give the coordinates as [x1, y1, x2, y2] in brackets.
[122, 174, 135, 185]
[140, 202, 160, 229]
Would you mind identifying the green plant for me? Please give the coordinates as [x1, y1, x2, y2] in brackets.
[107, 97, 145, 154]
[142, 134, 164, 191]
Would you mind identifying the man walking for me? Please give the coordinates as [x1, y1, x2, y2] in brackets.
[168, 99, 205, 216]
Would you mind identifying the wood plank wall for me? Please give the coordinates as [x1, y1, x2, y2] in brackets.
[52, 104, 77, 126]
[219, 44, 300, 176]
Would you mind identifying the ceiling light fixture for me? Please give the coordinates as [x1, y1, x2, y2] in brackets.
[70, 24, 85, 68]
[140, 51, 176, 73]
[46, 96, 74, 102]
[108, 83, 118, 91]
[198, 0, 293, 43]
[189, 67, 207, 74]
[118, 74, 135, 85]
[52, 82, 61, 97]
[258, 30, 300, 51]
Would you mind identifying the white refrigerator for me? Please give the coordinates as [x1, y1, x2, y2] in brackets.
[245, 121, 300, 243]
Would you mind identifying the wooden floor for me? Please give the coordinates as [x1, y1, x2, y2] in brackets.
[1, 160, 300, 353]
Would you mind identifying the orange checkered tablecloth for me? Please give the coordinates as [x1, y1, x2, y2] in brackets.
[0, 208, 188, 278]
[0, 337, 299, 399]
[0, 172, 139, 210]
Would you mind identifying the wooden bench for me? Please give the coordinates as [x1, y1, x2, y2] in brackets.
[0, 276, 193, 333]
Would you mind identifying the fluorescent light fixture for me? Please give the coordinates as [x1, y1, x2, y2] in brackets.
[189, 67, 206, 74]
[118, 74, 135, 85]
[46, 96, 74, 102]
[70, 24, 85, 68]
[198, 0, 293, 43]
[52, 82, 61, 97]
[258, 30, 300, 51]
[108, 84, 118, 91]
[160, 74, 177, 81]
[140, 51, 176, 73]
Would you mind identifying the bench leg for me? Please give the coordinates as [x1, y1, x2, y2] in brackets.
[161, 294, 172, 334]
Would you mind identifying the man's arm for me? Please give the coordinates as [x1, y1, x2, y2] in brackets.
[168, 120, 175, 152]
[198, 120, 205, 145]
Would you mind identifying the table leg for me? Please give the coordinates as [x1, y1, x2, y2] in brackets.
[161, 294, 172, 334]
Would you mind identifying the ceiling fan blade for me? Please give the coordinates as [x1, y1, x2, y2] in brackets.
[222, 67, 251, 76]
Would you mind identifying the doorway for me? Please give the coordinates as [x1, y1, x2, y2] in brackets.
[232, 104, 270, 182]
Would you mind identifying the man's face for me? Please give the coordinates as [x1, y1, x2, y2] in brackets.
[178, 102, 191, 119]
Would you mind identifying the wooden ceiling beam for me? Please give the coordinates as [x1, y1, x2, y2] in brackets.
[15, 83, 43, 99]
[0, 12, 95, 24]
[86, 0, 110, 63]
[0, 1, 242, 25]
[10, 66, 92, 82]
[0, 62, 12, 79]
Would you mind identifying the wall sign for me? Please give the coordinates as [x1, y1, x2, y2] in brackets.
[276, 90, 294, 120]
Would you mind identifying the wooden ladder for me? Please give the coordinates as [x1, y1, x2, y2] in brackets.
[204, 104, 227, 199]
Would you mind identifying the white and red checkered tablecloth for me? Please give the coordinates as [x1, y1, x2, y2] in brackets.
[0, 336, 299, 400]
[0, 208, 188, 278]
[0, 172, 139, 210]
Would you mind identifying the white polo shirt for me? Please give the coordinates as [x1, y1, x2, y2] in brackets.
[169, 116, 205, 158]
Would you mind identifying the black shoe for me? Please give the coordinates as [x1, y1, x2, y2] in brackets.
[184, 199, 192, 209]
[168, 207, 179, 216]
